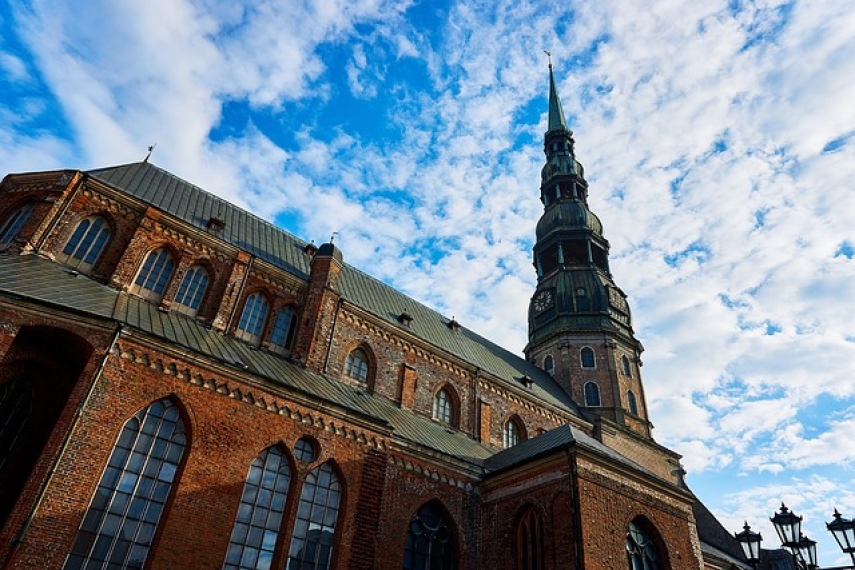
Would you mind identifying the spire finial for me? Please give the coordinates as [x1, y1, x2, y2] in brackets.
[143, 144, 156, 163]
[544, 50, 552, 70]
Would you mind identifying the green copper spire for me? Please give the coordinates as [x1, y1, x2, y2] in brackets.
[547, 62, 568, 133]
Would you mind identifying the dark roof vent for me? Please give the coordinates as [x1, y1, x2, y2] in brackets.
[518, 375, 534, 388]
[304, 241, 318, 256]
[447, 317, 460, 331]
[398, 311, 413, 327]
[206, 216, 226, 233]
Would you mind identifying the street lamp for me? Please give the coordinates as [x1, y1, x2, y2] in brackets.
[827, 509, 855, 566]
[734, 522, 762, 568]
[795, 533, 818, 569]
[771, 503, 803, 549]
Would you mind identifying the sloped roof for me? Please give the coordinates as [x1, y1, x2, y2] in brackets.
[86, 162, 583, 418]
[0, 253, 493, 464]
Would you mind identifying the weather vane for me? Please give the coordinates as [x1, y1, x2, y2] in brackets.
[143, 143, 157, 163]
[330, 231, 339, 244]
[544, 50, 552, 69]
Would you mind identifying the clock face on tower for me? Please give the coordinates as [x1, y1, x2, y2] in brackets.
[533, 289, 554, 313]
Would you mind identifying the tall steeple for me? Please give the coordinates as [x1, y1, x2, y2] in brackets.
[526, 64, 652, 438]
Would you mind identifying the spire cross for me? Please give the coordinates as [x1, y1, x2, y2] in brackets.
[544, 50, 552, 69]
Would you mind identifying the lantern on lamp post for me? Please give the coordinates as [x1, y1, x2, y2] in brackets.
[827, 509, 855, 566]
[734, 522, 762, 569]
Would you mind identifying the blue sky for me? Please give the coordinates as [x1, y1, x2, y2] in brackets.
[3, 0, 855, 564]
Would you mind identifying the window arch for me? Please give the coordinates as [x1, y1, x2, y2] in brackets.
[543, 355, 554, 377]
[64, 398, 187, 570]
[223, 446, 292, 570]
[433, 386, 457, 427]
[580, 347, 595, 369]
[626, 518, 665, 570]
[584, 382, 601, 407]
[286, 462, 342, 570]
[622, 355, 632, 377]
[627, 390, 638, 416]
[235, 292, 270, 345]
[173, 265, 209, 317]
[58, 216, 111, 272]
[344, 348, 370, 384]
[504, 416, 525, 448]
[129, 247, 176, 303]
[270, 306, 298, 355]
[403, 501, 457, 570]
[0, 202, 34, 245]
[516, 506, 544, 570]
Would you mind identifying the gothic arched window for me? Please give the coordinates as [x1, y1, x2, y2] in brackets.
[626, 518, 664, 570]
[236, 292, 269, 345]
[516, 507, 544, 570]
[173, 265, 209, 316]
[433, 387, 455, 426]
[0, 376, 33, 472]
[403, 502, 457, 570]
[58, 216, 111, 272]
[622, 355, 632, 377]
[504, 417, 525, 448]
[580, 347, 595, 369]
[627, 390, 639, 416]
[0, 202, 34, 245]
[584, 382, 601, 407]
[286, 462, 342, 570]
[223, 446, 292, 570]
[130, 248, 176, 303]
[543, 355, 554, 377]
[64, 398, 187, 570]
[344, 348, 369, 384]
[270, 307, 298, 355]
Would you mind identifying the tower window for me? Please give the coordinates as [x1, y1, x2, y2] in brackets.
[130, 248, 176, 303]
[173, 265, 209, 317]
[235, 293, 270, 345]
[64, 398, 186, 570]
[286, 463, 342, 570]
[622, 355, 632, 377]
[543, 355, 554, 377]
[344, 348, 369, 384]
[270, 307, 298, 355]
[0, 202, 34, 245]
[584, 382, 601, 407]
[224, 446, 291, 570]
[627, 390, 638, 415]
[58, 216, 110, 272]
[580, 347, 596, 368]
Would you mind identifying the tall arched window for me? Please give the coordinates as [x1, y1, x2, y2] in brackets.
[224, 446, 292, 570]
[64, 398, 187, 570]
[270, 307, 298, 355]
[627, 390, 639, 416]
[516, 507, 544, 570]
[403, 502, 457, 570]
[504, 417, 525, 448]
[622, 355, 632, 377]
[0, 376, 33, 472]
[543, 355, 554, 377]
[173, 265, 209, 317]
[58, 216, 110, 272]
[344, 348, 369, 384]
[584, 382, 601, 407]
[626, 518, 664, 570]
[286, 462, 342, 570]
[433, 387, 455, 426]
[580, 347, 596, 368]
[235, 293, 269, 345]
[130, 248, 175, 303]
[0, 202, 34, 245]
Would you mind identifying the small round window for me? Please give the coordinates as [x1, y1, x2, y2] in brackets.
[294, 437, 317, 462]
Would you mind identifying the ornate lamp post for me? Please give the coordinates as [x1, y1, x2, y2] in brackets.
[771, 503, 803, 550]
[795, 533, 818, 569]
[827, 510, 855, 566]
[734, 522, 762, 569]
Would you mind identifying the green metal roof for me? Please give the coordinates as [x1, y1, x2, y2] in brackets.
[547, 65, 569, 133]
[85, 161, 584, 419]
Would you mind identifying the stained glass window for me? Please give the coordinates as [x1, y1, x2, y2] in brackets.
[403, 502, 457, 570]
[286, 463, 342, 570]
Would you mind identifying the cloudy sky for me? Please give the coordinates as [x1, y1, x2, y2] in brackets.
[3, 0, 855, 563]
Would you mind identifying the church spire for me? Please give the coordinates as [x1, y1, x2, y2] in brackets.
[547, 61, 568, 133]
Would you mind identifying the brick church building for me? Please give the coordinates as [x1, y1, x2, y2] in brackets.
[0, 68, 752, 569]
